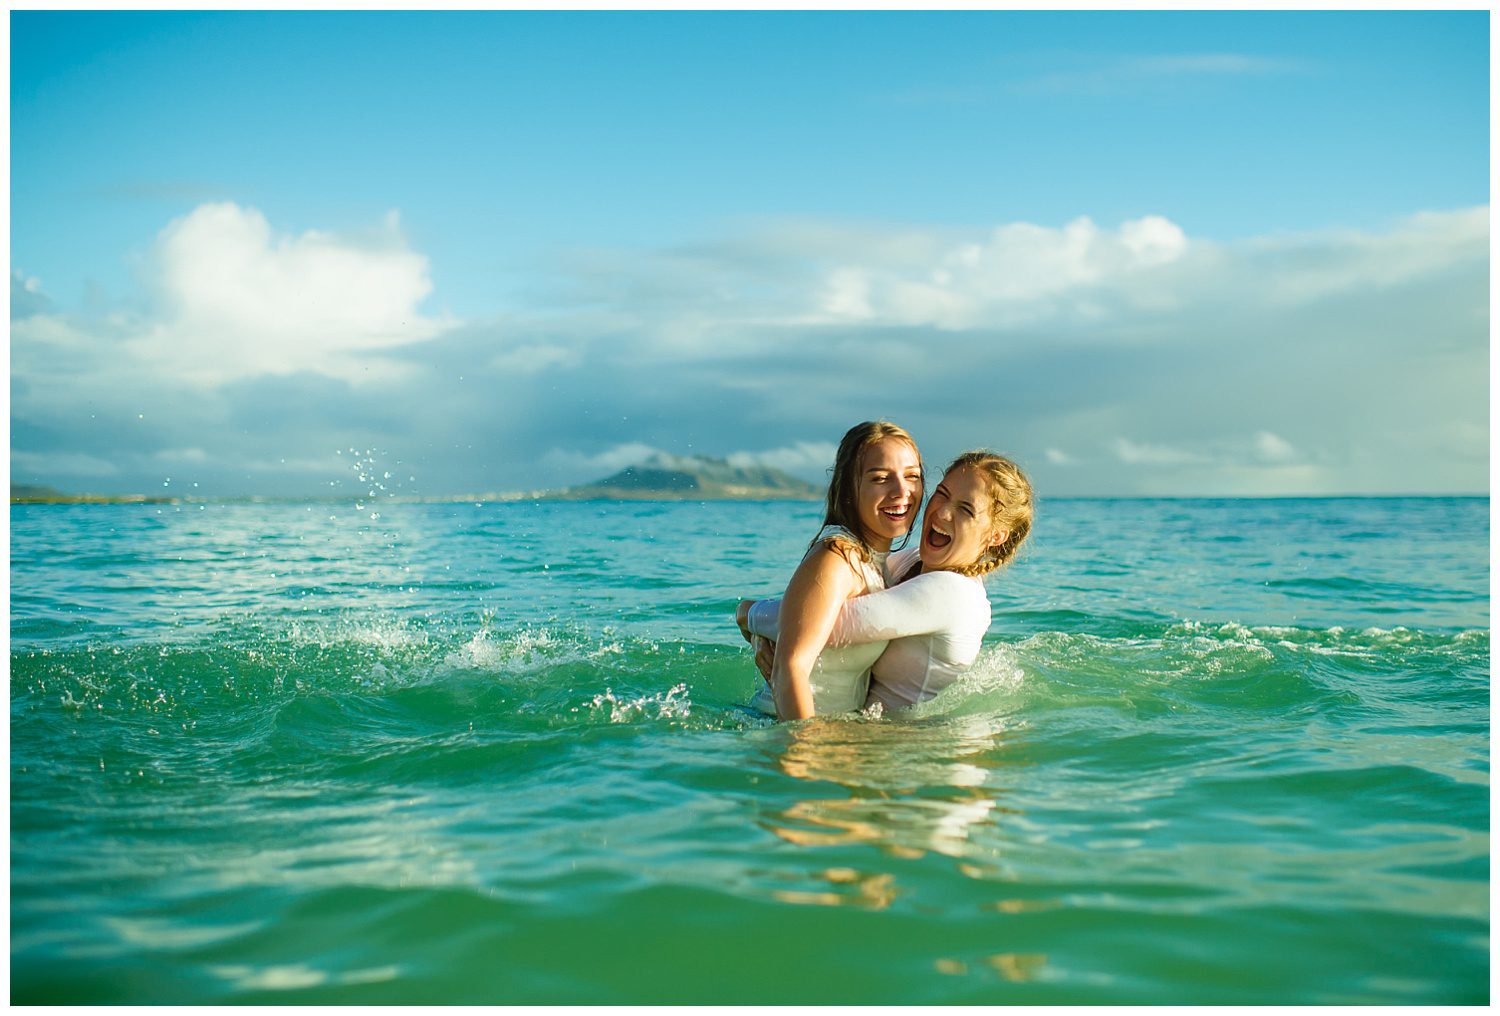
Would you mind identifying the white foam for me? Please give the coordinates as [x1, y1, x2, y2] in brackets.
[439, 625, 585, 677]
[579, 682, 692, 723]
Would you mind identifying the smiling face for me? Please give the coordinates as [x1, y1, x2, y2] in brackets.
[854, 437, 923, 551]
[919, 464, 1008, 572]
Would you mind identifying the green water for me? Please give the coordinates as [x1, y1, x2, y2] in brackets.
[10, 497, 1489, 1003]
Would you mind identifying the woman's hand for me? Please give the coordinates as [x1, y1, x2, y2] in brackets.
[752, 635, 776, 684]
[735, 599, 755, 643]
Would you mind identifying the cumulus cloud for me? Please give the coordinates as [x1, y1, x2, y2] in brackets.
[9, 204, 467, 492]
[1252, 431, 1298, 464]
[809, 215, 1189, 330]
[151, 447, 212, 465]
[9, 203, 1488, 498]
[726, 441, 839, 480]
[490, 343, 580, 375]
[11, 270, 50, 319]
[1106, 431, 1327, 494]
[1114, 438, 1211, 466]
[540, 443, 666, 483]
[1248, 207, 1489, 307]
[128, 203, 449, 384]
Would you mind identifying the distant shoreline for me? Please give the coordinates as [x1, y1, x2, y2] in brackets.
[11, 492, 1487, 505]
[11, 454, 827, 505]
[8, 491, 824, 506]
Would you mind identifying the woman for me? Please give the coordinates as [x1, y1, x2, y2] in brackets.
[738, 420, 924, 720]
[741, 451, 1034, 715]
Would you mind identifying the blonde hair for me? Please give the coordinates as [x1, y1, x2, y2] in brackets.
[943, 450, 1033, 578]
[813, 420, 922, 564]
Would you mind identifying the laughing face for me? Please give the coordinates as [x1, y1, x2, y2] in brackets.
[919, 464, 1008, 572]
[854, 438, 923, 551]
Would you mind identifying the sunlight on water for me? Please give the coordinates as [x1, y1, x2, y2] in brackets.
[10, 497, 1489, 1004]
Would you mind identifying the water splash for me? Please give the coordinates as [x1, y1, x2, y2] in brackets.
[577, 682, 692, 724]
[334, 446, 413, 522]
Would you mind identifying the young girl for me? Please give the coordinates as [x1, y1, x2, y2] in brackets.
[738, 420, 924, 720]
[741, 451, 1033, 714]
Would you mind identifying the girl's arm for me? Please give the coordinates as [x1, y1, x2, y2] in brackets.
[750, 572, 974, 646]
[770, 543, 867, 720]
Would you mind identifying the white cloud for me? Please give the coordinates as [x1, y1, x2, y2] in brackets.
[128, 203, 450, 384]
[152, 447, 212, 464]
[810, 215, 1188, 330]
[727, 440, 839, 478]
[540, 442, 664, 482]
[1253, 431, 1298, 463]
[490, 343, 579, 375]
[10, 204, 1488, 498]
[1116, 429, 1314, 474]
[1127, 54, 1301, 77]
[240, 455, 344, 474]
[1250, 207, 1489, 307]
[1019, 53, 1305, 95]
[1113, 438, 1211, 466]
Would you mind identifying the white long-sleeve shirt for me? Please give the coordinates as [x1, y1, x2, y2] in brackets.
[748, 546, 991, 711]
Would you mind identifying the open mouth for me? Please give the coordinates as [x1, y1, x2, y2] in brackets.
[926, 523, 952, 549]
[879, 504, 911, 524]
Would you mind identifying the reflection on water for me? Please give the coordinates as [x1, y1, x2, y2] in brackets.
[937, 953, 1048, 982]
[767, 711, 1015, 860]
[771, 868, 899, 910]
[762, 714, 1055, 978]
[764, 711, 1017, 872]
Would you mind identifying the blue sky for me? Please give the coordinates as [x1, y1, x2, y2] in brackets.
[10, 10, 1490, 496]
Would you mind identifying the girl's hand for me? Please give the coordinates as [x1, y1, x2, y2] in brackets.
[752, 635, 776, 684]
[735, 599, 756, 643]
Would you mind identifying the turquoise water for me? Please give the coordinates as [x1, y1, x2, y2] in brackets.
[10, 496, 1489, 1003]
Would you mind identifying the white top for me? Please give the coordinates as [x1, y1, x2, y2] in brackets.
[746, 526, 889, 716]
[748, 546, 991, 712]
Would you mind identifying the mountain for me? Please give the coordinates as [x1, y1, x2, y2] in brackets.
[550, 453, 821, 501]
[10, 484, 174, 504]
[11, 455, 825, 505]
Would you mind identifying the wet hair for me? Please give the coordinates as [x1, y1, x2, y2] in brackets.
[943, 450, 1034, 578]
[813, 420, 922, 565]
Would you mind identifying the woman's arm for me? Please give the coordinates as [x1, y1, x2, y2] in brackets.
[771, 543, 867, 720]
[740, 546, 918, 641]
[752, 571, 976, 647]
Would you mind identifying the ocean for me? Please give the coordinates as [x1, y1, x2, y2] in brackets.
[9, 495, 1489, 1003]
